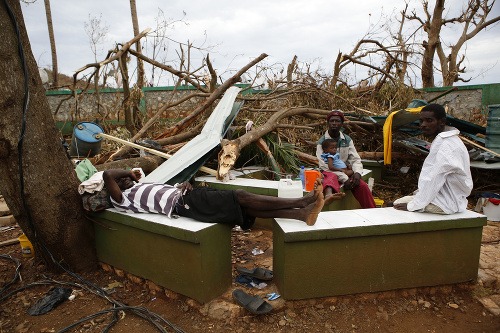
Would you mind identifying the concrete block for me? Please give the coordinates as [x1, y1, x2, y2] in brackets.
[92, 209, 232, 303]
[274, 208, 486, 300]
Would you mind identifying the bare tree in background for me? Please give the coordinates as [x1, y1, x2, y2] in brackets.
[129, 0, 144, 88]
[84, 14, 109, 116]
[408, 0, 500, 87]
[43, 0, 57, 87]
[129, 0, 145, 131]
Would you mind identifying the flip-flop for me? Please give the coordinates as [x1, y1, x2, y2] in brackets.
[232, 289, 273, 315]
[236, 266, 273, 281]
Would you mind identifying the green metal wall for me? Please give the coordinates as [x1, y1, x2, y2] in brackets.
[422, 83, 500, 108]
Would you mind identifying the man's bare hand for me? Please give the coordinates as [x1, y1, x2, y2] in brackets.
[132, 169, 142, 181]
[176, 182, 193, 194]
[394, 203, 408, 211]
[351, 172, 361, 188]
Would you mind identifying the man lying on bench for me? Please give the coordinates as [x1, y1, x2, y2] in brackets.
[102, 169, 335, 228]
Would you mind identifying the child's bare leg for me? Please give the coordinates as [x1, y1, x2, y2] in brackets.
[323, 186, 345, 206]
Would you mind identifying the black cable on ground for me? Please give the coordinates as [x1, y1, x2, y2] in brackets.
[1, 1, 186, 332]
[0, 254, 21, 295]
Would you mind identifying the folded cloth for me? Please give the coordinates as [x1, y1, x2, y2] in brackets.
[75, 159, 98, 182]
[78, 171, 104, 194]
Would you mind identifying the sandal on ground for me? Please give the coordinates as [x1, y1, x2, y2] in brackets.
[236, 266, 273, 281]
[232, 289, 273, 315]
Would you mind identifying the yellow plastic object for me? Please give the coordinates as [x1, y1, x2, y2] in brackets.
[383, 106, 425, 165]
[18, 233, 34, 258]
[374, 197, 385, 208]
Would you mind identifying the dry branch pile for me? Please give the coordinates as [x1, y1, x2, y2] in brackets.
[61, 32, 496, 203]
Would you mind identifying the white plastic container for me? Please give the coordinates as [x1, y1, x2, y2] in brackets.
[278, 178, 303, 198]
[483, 200, 500, 222]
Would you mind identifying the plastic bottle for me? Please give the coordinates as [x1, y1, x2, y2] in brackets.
[298, 166, 305, 189]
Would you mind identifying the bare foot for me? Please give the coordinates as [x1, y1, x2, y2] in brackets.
[305, 189, 324, 226]
[302, 178, 324, 207]
[324, 192, 345, 206]
[302, 188, 319, 206]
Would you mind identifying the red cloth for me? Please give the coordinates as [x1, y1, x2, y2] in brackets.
[326, 110, 345, 122]
[321, 171, 376, 209]
[488, 198, 500, 205]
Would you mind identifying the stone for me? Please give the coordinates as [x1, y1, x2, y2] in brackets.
[164, 289, 180, 300]
[186, 298, 201, 309]
[114, 268, 125, 277]
[477, 269, 497, 288]
[145, 280, 163, 294]
[201, 300, 242, 320]
[477, 297, 500, 316]
[126, 273, 144, 284]
[99, 262, 113, 272]
[0, 215, 15, 226]
[0, 197, 11, 217]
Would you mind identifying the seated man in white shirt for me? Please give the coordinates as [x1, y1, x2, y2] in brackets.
[393, 103, 473, 214]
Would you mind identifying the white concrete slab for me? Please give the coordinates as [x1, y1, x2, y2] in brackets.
[276, 207, 486, 234]
[196, 175, 281, 190]
[196, 168, 372, 191]
[106, 208, 216, 232]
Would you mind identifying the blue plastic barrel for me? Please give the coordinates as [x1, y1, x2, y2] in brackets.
[486, 104, 500, 153]
[69, 122, 104, 157]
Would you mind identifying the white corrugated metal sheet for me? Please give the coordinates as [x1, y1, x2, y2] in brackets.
[143, 86, 241, 184]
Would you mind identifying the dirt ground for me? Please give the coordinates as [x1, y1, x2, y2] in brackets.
[1, 213, 500, 333]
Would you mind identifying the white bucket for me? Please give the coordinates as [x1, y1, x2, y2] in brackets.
[483, 201, 500, 222]
[278, 179, 303, 198]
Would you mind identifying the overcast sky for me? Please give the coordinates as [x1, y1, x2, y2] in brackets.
[21, 0, 500, 87]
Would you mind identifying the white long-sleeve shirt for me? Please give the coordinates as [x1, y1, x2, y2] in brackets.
[407, 127, 473, 214]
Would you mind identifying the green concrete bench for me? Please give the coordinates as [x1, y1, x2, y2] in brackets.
[92, 209, 232, 303]
[273, 207, 487, 300]
[195, 169, 373, 211]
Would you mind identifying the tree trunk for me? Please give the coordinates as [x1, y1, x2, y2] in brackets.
[129, 0, 144, 131]
[218, 107, 327, 179]
[0, 0, 96, 271]
[421, 0, 445, 88]
[129, 0, 144, 88]
[43, 0, 58, 87]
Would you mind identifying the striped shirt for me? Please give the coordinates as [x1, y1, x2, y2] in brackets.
[110, 183, 182, 218]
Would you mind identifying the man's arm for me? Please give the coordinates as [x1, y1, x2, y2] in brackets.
[341, 145, 362, 188]
[346, 140, 363, 174]
[406, 162, 449, 212]
[103, 169, 139, 203]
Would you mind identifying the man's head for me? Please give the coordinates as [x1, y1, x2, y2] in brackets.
[326, 110, 344, 135]
[116, 176, 136, 191]
[419, 103, 447, 138]
[322, 138, 338, 154]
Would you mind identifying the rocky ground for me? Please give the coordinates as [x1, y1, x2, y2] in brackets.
[1, 195, 500, 332]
